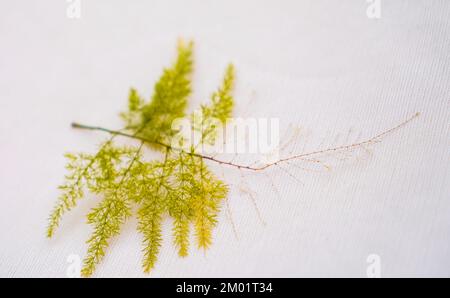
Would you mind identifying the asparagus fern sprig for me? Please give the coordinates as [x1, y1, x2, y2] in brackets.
[48, 40, 232, 276]
[47, 40, 419, 277]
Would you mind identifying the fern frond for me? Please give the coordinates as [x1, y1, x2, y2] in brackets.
[191, 64, 235, 146]
[209, 63, 235, 123]
[49, 40, 236, 276]
[169, 152, 194, 256]
[120, 88, 145, 129]
[139, 40, 194, 144]
[47, 151, 98, 238]
[81, 194, 131, 277]
[138, 196, 163, 273]
[47, 143, 137, 238]
[47, 181, 83, 238]
[192, 159, 228, 249]
[81, 146, 141, 277]
[173, 216, 190, 257]
[134, 153, 174, 272]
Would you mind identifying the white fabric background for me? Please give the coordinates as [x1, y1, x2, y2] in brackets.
[0, 0, 449, 277]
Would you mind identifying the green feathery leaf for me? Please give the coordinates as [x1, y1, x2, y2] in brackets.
[81, 194, 132, 277]
[120, 88, 145, 128]
[140, 40, 194, 144]
[48, 40, 235, 276]
[138, 195, 164, 273]
[208, 63, 235, 123]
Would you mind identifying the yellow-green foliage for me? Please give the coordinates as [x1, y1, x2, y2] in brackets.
[47, 40, 235, 277]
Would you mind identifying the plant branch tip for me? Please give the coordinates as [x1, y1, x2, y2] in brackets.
[49, 40, 419, 277]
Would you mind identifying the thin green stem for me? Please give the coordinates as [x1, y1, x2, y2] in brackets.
[71, 112, 419, 172]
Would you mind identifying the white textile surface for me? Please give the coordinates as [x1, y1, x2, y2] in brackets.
[0, 0, 449, 277]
